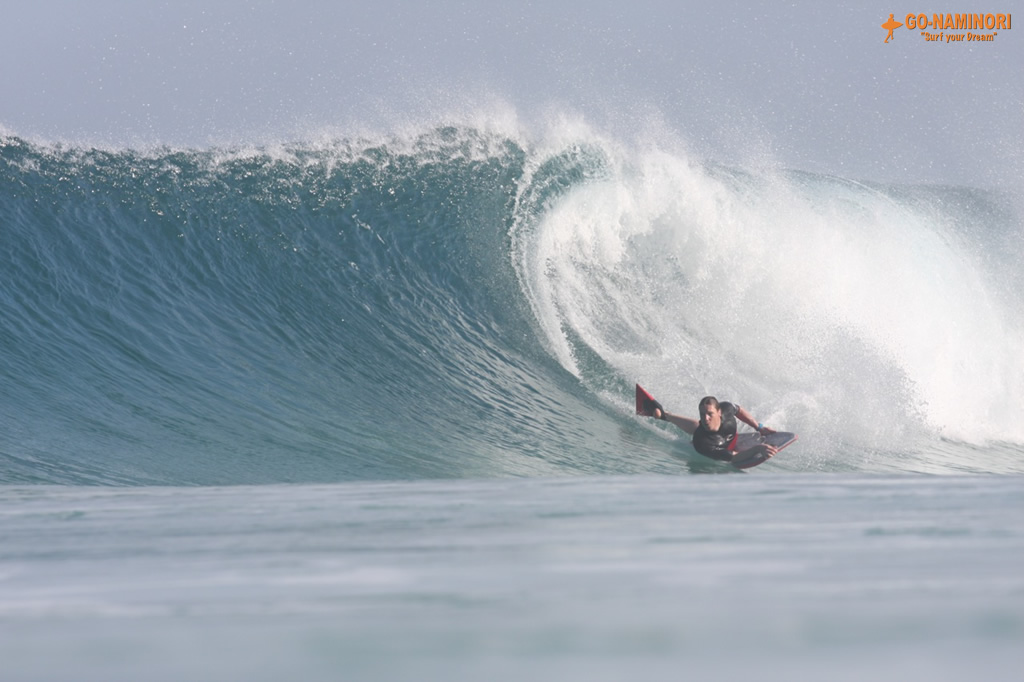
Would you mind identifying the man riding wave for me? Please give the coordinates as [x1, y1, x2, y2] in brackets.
[643, 395, 779, 467]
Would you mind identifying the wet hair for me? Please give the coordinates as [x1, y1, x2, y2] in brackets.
[698, 396, 720, 413]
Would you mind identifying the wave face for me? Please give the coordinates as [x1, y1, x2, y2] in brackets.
[2, 123, 1022, 484]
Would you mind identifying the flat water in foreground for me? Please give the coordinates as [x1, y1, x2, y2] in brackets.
[2, 473, 1022, 681]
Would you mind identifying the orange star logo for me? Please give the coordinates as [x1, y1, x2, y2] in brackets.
[882, 13, 903, 42]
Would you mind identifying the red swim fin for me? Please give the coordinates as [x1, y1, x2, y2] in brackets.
[635, 384, 659, 416]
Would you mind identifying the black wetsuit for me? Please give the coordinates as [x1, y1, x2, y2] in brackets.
[692, 402, 740, 462]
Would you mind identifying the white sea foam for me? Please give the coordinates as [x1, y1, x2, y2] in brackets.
[512, 122, 1024, 458]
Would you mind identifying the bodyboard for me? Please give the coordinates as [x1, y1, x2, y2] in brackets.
[730, 431, 798, 469]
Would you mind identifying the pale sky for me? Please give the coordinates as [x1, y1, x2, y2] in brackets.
[2, 0, 1022, 187]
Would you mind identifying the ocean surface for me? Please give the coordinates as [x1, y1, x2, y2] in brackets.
[2, 123, 1023, 680]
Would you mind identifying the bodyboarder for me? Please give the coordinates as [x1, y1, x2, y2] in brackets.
[642, 395, 779, 467]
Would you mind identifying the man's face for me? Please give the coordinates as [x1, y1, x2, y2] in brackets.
[700, 404, 721, 428]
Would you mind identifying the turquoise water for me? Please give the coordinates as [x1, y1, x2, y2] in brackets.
[2, 475, 1022, 681]
[1, 122, 1023, 679]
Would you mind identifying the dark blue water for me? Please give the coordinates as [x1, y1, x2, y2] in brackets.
[2, 126, 1022, 485]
